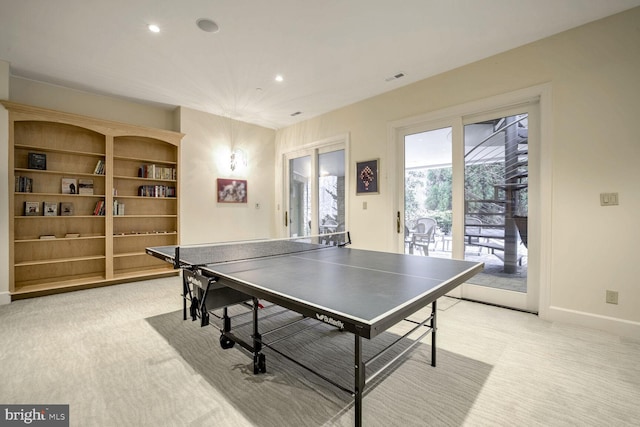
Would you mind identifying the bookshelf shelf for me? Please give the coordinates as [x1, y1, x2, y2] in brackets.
[15, 144, 105, 158]
[114, 175, 176, 183]
[3, 101, 182, 299]
[15, 168, 105, 178]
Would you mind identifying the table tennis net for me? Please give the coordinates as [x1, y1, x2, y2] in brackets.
[171, 231, 350, 267]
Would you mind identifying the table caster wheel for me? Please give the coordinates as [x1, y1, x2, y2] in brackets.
[254, 353, 266, 374]
[220, 334, 235, 349]
[190, 297, 198, 321]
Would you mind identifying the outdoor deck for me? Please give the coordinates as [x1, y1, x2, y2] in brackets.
[408, 238, 527, 293]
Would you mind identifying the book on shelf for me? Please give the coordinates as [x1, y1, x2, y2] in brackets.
[43, 201, 58, 216]
[64, 233, 80, 238]
[61, 178, 77, 194]
[28, 152, 47, 170]
[138, 164, 176, 180]
[93, 200, 105, 216]
[60, 202, 74, 216]
[15, 176, 34, 193]
[138, 185, 176, 197]
[113, 200, 125, 216]
[78, 179, 94, 195]
[24, 201, 40, 216]
[39, 235, 56, 240]
[94, 159, 105, 175]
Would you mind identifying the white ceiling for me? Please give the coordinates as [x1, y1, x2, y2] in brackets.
[1, 0, 639, 130]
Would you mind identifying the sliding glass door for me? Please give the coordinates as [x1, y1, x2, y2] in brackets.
[285, 142, 346, 237]
[396, 103, 539, 312]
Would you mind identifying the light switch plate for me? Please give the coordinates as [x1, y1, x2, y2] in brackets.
[600, 192, 619, 206]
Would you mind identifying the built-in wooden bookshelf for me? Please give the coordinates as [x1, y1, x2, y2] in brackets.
[2, 101, 183, 299]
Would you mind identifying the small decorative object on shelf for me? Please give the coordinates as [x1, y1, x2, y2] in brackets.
[78, 179, 94, 195]
[60, 202, 74, 216]
[64, 233, 80, 238]
[94, 159, 105, 175]
[43, 202, 58, 216]
[61, 178, 77, 194]
[28, 152, 47, 170]
[39, 235, 56, 240]
[24, 201, 40, 216]
[15, 176, 33, 193]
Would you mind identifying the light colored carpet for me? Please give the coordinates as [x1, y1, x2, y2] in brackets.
[0, 277, 638, 426]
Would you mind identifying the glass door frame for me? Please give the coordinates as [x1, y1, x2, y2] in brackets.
[459, 103, 540, 312]
[282, 135, 349, 237]
[390, 86, 549, 314]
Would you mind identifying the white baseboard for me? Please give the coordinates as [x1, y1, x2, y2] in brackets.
[546, 305, 640, 341]
[0, 291, 11, 306]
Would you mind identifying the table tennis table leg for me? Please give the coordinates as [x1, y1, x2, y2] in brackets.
[252, 297, 266, 374]
[182, 275, 187, 321]
[354, 334, 364, 427]
[431, 300, 437, 367]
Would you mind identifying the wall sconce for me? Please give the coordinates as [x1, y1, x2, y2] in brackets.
[230, 148, 247, 171]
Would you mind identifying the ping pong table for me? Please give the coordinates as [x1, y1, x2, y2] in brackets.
[146, 232, 483, 426]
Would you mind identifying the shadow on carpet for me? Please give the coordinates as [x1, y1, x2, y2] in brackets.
[147, 307, 492, 426]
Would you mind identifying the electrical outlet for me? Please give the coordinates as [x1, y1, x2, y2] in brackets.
[606, 290, 618, 305]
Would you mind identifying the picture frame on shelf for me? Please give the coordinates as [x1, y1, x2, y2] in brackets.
[60, 202, 74, 216]
[24, 201, 40, 216]
[28, 152, 47, 170]
[43, 202, 58, 216]
[78, 178, 94, 195]
[61, 178, 77, 194]
[356, 159, 379, 195]
[217, 178, 247, 203]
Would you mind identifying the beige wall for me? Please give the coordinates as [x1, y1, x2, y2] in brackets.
[178, 107, 276, 244]
[275, 8, 640, 337]
[9, 77, 176, 131]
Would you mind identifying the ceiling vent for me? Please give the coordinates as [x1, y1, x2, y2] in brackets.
[385, 72, 405, 82]
[290, 111, 302, 117]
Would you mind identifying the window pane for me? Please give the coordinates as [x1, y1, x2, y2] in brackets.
[404, 127, 452, 259]
[289, 156, 311, 237]
[318, 150, 345, 234]
[464, 114, 528, 292]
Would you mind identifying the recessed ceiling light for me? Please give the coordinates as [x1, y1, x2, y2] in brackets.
[196, 18, 219, 33]
[148, 24, 160, 33]
[275, 75, 284, 82]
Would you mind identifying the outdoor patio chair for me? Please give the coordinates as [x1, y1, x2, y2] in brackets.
[465, 216, 484, 255]
[412, 217, 437, 256]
